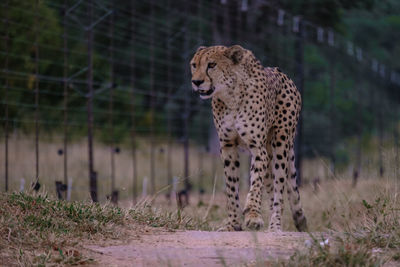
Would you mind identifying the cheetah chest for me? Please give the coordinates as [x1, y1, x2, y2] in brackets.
[213, 102, 273, 149]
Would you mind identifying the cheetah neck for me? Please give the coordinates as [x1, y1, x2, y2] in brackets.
[211, 51, 265, 111]
[212, 84, 241, 110]
[211, 67, 256, 110]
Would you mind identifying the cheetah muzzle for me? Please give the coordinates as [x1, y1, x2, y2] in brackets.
[198, 86, 215, 97]
[190, 45, 308, 232]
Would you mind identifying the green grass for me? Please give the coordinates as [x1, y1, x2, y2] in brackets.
[0, 191, 130, 266]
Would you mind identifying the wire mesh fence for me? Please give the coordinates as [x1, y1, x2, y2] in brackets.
[1, 0, 399, 204]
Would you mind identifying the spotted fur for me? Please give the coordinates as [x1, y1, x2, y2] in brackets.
[190, 45, 308, 232]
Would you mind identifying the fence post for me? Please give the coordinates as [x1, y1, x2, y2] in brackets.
[212, 0, 222, 44]
[183, 1, 191, 204]
[4, 0, 9, 192]
[294, 18, 304, 186]
[63, 0, 69, 198]
[329, 51, 336, 177]
[353, 64, 363, 187]
[20, 178, 25, 192]
[238, 0, 247, 45]
[395, 85, 400, 180]
[130, 0, 138, 203]
[166, 0, 173, 203]
[67, 177, 73, 201]
[221, 0, 230, 45]
[34, 0, 40, 189]
[142, 176, 148, 197]
[198, 147, 204, 201]
[378, 77, 384, 178]
[87, 0, 97, 202]
[395, 121, 399, 180]
[108, 0, 116, 202]
[149, 0, 156, 195]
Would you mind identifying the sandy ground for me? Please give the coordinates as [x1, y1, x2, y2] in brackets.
[84, 230, 328, 266]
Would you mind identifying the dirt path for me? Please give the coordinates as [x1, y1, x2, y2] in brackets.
[85, 231, 327, 266]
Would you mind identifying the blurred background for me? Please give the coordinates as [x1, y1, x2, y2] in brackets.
[0, 0, 399, 204]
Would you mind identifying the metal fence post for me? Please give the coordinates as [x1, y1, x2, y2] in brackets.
[63, 0, 69, 199]
[329, 51, 336, 177]
[395, 118, 399, 180]
[183, 2, 191, 203]
[130, 0, 138, 203]
[4, 0, 9, 192]
[87, 0, 97, 202]
[294, 18, 304, 186]
[34, 0, 40, 189]
[378, 79, 385, 178]
[395, 85, 400, 180]
[149, 0, 156, 195]
[108, 0, 116, 202]
[166, 0, 173, 203]
[222, 0, 230, 45]
[353, 64, 364, 187]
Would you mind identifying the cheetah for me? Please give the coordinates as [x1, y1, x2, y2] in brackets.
[190, 45, 307, 232]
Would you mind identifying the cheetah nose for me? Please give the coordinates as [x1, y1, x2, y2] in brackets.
[192, 80, 204, 87]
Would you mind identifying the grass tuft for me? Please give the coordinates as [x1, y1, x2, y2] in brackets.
[276, 193, 400, 266]
[349, 194, 400, 251]
[278, 239, 384, 267]
[129, 199, 211, 230]
[0, 191, 128, 266]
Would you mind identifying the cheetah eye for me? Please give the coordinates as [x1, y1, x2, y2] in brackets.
[191, 63, 196, 69]
[208, 62, 216, 69]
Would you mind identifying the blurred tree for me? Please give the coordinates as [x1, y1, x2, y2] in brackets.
[0, 0, 63, 129]
[276, 0, 374, 31]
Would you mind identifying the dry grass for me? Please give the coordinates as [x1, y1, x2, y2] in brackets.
[1, 134, 399, 265]
[0, 178, 398, 266]
[143, 176, 398, 233]
[0, 134, 252, 201]
[276, 189, 399, 266]
[1, 134, 397, 202]
[142, 176, 400, 266]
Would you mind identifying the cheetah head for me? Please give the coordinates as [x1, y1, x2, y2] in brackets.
[190, 45, 247, 99]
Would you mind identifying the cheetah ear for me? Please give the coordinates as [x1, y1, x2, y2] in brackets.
[224, 45, 245, 64]
[196, 46, 207, 52]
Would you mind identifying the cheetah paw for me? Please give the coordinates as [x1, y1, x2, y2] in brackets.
[244, 211, 264, 230]
[295, 216, 308, 232]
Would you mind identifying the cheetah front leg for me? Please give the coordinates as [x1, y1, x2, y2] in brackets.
[218, 145, 242, 231]
[243, 146, 268, 230]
